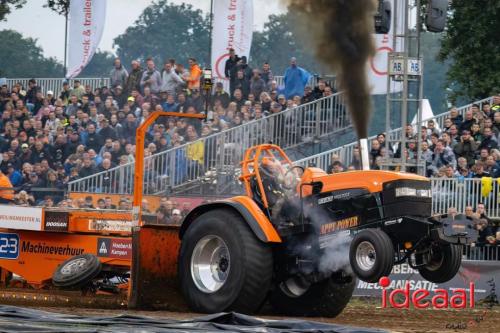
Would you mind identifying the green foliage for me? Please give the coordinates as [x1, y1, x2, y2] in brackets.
[0, 0, 26, 21]
[439, 0, 500, 100]
[420, 32, 450, 113]
[113, 0, 210, 68]
[44, 0, 69, 15]
[249, 13, 327, 75]
[78, 51, 116, 78]
[0, 29, 64, 77]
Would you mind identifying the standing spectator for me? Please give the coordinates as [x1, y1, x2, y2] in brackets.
[283, 57, 311, 99]
[110, 58, 128, 89]
[224, 48, 240, 79]
[186, 58, 202, 91]
[26, 79, 41, 105]
[140, 57, 162, 94]
[261, 62, 274, 88]
[250, 69, 267, 100]
[160, 60, 183, 96]
[125, 60, 143, 94]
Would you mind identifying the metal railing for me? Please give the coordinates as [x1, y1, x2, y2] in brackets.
[431, 177, 500, 217]
[68, 91, 350, 195]
[5, 78, 110, 97]
[295, 96, 495, 171]
[463, 245, 499, 261]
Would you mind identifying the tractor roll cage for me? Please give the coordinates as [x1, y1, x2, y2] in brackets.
[239, 144, 293, 210]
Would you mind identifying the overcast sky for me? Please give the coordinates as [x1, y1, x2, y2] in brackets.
[0, 0, 286, 61]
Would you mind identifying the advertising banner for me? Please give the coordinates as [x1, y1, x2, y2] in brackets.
[368, 0, 405, 94]
[354, 262, 500, 301]
[211, 0, 253, 81]
[66, 0, 107, 78]
[0, 206, 43, 231]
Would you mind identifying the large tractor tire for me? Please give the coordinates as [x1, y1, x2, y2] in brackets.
[418, 243, 462, 283]
[52, 254, 102, 288]
[178, 209, 273, 314]
[349, 229, 394, 283]
[269, 275, 356, 317]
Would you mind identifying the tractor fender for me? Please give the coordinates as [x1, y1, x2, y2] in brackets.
[179, 196, 282, 243]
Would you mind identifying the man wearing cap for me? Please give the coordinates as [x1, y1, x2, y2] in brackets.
[125, 60, 143, 94]
[110, 58, 129, 89]
[6, 163, 22, 187]
[112, 85, 127, 109]
[46, 90, 55, 105]
[212, 82, 230, 108]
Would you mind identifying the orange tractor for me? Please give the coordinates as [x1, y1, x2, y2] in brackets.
[0, 112, 477, 318]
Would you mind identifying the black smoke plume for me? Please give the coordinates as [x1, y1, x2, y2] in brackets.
[285, 0, 377, 138]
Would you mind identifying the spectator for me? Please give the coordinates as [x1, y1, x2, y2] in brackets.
[250, 69, 267, 99]
[160, 60, 183, 96]
[283, 57, 311, 99]
[186, 57, 202, 91]
[261, 62, 274, 88]
[140, 57, 162, 94]
[453, 130, 478, 167]
[428, 139, 456, 176]
[110, 58, 128, 88]
[125, 60, 143, 94]
[224, 48, 240, 79]
[478, 127, 498, 151]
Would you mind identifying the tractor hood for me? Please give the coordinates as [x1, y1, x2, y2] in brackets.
[299, 168, 429, 196]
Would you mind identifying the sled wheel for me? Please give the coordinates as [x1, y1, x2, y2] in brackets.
[179, 209, 273, 314]
[52, 254, 102, 288]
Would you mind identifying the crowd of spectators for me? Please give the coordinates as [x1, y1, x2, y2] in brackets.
[448, 204, 500, 252]
[326, 95, 500, 179]
[0, 52, 335, 207]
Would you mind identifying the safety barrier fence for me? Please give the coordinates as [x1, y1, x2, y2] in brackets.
[68, 92, 350, 194]
[295, 97, 494, 171]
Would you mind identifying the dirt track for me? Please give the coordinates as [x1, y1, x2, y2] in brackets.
[31, 298, 499, 333]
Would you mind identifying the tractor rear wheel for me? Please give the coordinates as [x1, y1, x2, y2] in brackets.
[52, 254, 102, 288]
[269, 275, 356, 317]
[178, 209, 273, 314]
[349, 229, 394, 283]
[418, 243, 462, 283]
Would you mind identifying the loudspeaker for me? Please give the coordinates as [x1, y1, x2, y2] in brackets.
[426, 0, 448, 32]
[374, 0, 391, 34]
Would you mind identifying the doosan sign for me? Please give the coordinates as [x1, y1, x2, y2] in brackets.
[379, 277, 475, 309]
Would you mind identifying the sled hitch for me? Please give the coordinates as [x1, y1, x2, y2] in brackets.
[430, 214, 478, 245]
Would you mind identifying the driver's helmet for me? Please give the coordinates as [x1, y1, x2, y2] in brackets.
[261, 157, 286, 181]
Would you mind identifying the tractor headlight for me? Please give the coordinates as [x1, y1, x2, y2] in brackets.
[395, 187, 431, 198]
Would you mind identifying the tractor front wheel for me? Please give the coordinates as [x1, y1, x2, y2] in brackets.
[349, 229, 394, 283]
[178, 209, 273, 314]
[418, 243, 462, 283]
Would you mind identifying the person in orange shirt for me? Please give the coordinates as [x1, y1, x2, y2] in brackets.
[0, 170, 14, 204]
[187, 57, 202, 91]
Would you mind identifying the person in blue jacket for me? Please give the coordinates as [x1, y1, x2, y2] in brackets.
[283, 57, 311, 99]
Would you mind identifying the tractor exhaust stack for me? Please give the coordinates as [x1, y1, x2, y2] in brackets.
[359, 138, 370, 170]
